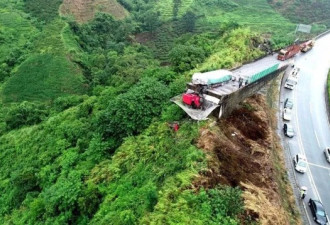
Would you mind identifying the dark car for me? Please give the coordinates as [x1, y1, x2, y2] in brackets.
[308, 199, 328, 225]
[283, 123, 294, 137]
[284, 98, 293, 109]
[324, 147, 330, 163]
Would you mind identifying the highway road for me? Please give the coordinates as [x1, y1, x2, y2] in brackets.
[280, 33, 330, 224]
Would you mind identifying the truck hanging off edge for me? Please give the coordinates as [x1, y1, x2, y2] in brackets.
[277, 39, 315, 61]
[182, 69, 233, 109]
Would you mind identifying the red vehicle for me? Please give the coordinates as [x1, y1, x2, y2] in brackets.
[182, 93, 202, 109]
[277, 44, 301, 61]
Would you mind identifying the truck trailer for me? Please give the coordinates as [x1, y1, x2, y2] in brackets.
[192, 69, 233, 87]
[300, 40, 315, 53]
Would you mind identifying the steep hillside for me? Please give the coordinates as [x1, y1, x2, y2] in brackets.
[60, 0, 128, 23]
[0, 6, 38, 82]
[269, 0, 330, 28]
[1, 19, 86, 102]
[0, 0, 323, 224]
[197, 95, 301, 224]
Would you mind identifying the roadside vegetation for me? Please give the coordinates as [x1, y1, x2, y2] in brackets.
[0, 0, 328, 224]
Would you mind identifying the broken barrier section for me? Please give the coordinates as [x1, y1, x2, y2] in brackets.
[171, 95, 219, 120]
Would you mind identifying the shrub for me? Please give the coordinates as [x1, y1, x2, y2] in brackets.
[100, 77, 170, 139]
[5, 101, 48, 130]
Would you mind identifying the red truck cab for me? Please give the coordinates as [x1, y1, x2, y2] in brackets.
[182, 93, 202, 109]
[277, 44, 301, 61]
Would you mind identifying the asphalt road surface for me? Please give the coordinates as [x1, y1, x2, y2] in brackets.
[280, 34, 330, 224]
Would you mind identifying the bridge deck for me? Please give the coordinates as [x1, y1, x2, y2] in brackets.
[210, 54, 289, 96]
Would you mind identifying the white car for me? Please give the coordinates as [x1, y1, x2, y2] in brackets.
[293, 154, 307, 173]
[283, 123, 294, 138]
[324, 147, 330, 163]
[283, 108, 292, 121]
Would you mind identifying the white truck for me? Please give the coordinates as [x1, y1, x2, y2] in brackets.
[284, 67, 300, 90]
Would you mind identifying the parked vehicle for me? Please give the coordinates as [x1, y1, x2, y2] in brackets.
[293, 154, 307, 173]
[324, 147, 330, 163]
[278, 44, 301, 61]
[182, 93, 203, 109]
[308, 199, 328, 225]
[283, 108, 292, 121]
[283, 123, 294, 137]
[284, 67, 300, 90]
[278, 40, 314, 61]
[284, 98, 293, 109]
[301, 40, 315, 53]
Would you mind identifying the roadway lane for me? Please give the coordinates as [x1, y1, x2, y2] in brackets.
[280, 33, 330, 224]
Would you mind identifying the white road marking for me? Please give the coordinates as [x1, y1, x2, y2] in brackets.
[293, 83, 322, 200]
[308, 162, 330, 170]
[314, 130, 321, 148]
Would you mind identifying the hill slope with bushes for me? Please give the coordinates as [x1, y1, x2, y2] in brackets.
[0, 0, 328, 224]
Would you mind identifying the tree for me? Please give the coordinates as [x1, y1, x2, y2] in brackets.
[5, 101, 48, 130]
[169, 44, 206, 72]
[100, 77, 170, 139]
[142, 9, 161, 33]
[182, 11, 197, 32]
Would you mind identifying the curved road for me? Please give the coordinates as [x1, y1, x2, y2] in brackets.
[280, 33, 330, 224]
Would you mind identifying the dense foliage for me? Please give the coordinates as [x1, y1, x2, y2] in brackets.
[0, 0, 328, 224]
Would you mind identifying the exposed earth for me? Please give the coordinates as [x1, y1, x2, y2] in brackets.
[60, 0, 128, 23]
[196, 94, 301, 225]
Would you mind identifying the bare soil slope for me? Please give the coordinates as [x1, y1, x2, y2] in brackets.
[196, 95, 301, 225]
[60, 0, 128, 23]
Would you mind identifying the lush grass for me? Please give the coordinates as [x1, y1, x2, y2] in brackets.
[2, 54, 85, 102]
[270, 0, 330, 28]
[149, 0, 328, 61]
[0, 10, 37, 59]
[157, 0, 194, 21]
[0, 0, 314, 224]
[1, 19, 87, 102]
[61, 23, 83, 54]
[196, 0, 295, 37]
[23, 0, 63, 23]
[0, 8, 38, 81]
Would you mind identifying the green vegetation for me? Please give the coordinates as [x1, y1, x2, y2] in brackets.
[1, 18, 87, 102]
[0, 0, 328, 224]
[2, 53, 85, 102]
[0, 7, 38, 81]
[23, 0, 63, 23]
[269, 0, 330, 28]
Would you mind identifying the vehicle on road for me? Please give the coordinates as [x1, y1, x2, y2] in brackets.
[283, 108, 292, 121]
[278, 40, 314, 60]
[283, 123, 294, 137]
[324, 147, 330, 163]
[278, 44, 301, 61]
[308, 199, 328, 225]
[293, 154, 307, 173]
[284, 98, 293, 109]
[301, 40, 315, 53]
[284, 67, 299, 90]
